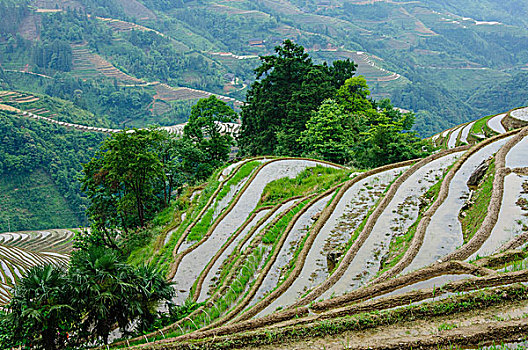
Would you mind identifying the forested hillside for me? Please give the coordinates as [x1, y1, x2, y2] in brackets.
[1, 0, 527, 232]
[2, 1, 528, 348]
[2, 0, 528, 135]
[0, 110, 105, 231]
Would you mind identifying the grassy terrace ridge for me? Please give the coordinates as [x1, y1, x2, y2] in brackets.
[120, 198, 313, 348]
[187, 160, 261, 242]
[128, 164, 226, 273]
[121, 281, 528, 349]
[470, 114, 498, 139]
[258, 165, 352, 208]
[460, 159, 496, 243]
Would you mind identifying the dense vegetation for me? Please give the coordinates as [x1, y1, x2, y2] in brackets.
[0, 246, 174, 349]
[80, 96, 235, 251]
[240, 41, 431, 167]
[0, 111, 105, 231]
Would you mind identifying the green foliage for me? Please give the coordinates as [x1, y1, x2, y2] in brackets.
[34, 39, 73, 72]
[467, 72, 528, 115]
[460, 160, 495, 243]
[69, 246, 174, 344]
[0, 111, 105, 231]
[184, 96, 237, 166]
[81, 129, 167, 232]
[1, 265, 76, 350]
[298, 77, 431, 167]
[43, 75, 154, 126]
[239, 40, 356, 157]
[391, 80, 478, 137]
[0, 0, 29, 37]
[0, 246, 174, 347]
[259, 165, 349, 207]
[353, 114, 432, 168]
[298, 100, 355, 164]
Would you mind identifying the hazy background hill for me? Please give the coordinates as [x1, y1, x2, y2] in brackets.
[1, 0, 527, 230]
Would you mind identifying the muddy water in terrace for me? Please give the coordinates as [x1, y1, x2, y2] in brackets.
[257, 167, 404, 317]
[323, 153, 462, 298]
[506, 136, 528, 169]
[373, 274, 474, 301]
[487, 113, 507, 134]
[404, 137, 512, 274]
[460, 121, 476, 144]
[248, 194, 333, 308]
[448, 126, 463, 148]
[172, 160, 336, 304]
[471, 174, 528, 259]
[198, 199, 300, 302]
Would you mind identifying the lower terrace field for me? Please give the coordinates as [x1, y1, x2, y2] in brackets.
[98, 106, 528, 349]
[2, 105, 528, 349]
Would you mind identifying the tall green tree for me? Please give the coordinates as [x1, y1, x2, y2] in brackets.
[239, 40, 356, 157]
[82, 129, 166, 230]
[299, 99, 354, 164]
[353, 114, 432, 168]
[184, 96, 237, 166]
[300, 78, 432, 167]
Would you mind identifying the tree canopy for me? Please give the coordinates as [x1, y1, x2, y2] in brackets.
[0, 246, 174, 349]
[239, 40, 356, 156]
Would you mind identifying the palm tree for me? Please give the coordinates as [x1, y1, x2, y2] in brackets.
[6, 264, 75, 350]
[69, 246, 173, 344]
[131, 264, 174, 332]
[69, 246, 135, 345]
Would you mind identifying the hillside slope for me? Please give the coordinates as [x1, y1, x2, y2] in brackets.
[84, 106, 528, 349]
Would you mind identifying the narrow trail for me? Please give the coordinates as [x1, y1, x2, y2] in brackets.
[0, 102, 241, 136]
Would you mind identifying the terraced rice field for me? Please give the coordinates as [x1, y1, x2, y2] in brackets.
[317, 50, 401, 84]
[0, 91, 241, 136]
[154, 83, 243, 107]
[71, 45, 145, 85]
[430, 107, 527, 148]
[98, 105, 528, 350]
[4, 102, 528, 347]
[0, 229, 75, 304]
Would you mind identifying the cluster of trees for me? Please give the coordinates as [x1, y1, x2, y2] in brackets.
[240, 40, 431, 168]
[34, 40, 73, 72]
[0, 97, 238, 349]
[105, 29, 224, 91]
[0, 246, 174, 349]
[0, 0, 29, 39]
[40, 75, 153, 126]
[81, 96, 235, 251]
[40, 10, 113, 47]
